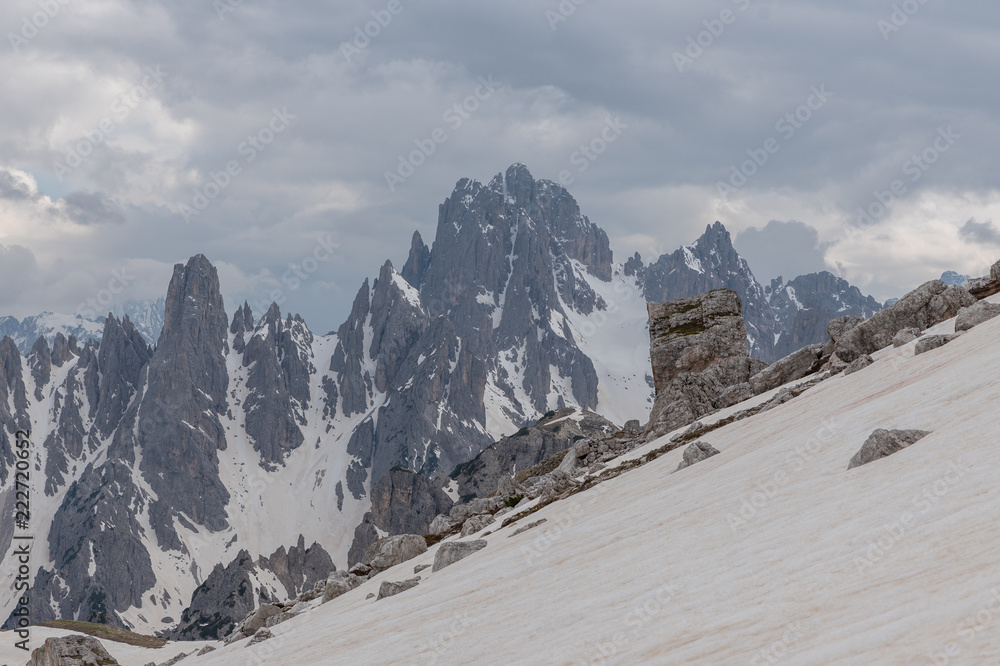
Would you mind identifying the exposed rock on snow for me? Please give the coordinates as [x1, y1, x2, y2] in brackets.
[432, 540, 488, 572]
[322, 571, 362, 604]
[967, 259, 1000, 298]
[915, 334, 963, 356]
[460, 514, 496, 536]
[377, 577, 421, 600]
[955, 300, 1000, 332]
[749, 343, 824, 394]
[676, 441, 721, 471]
[428, 515, 457, 535]
[892, 328, 922, 347]
[509, 519, 548, 537]
[247, 627, 274, 646]
[848, 429, 932, 469]
[844, 355, 874, 376]
[835, 280, 975, 362]
[28, 635, 119, 665]
[362, 535, 428, 573]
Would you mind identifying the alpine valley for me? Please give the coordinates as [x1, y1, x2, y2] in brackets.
[0, 164, 888, 639]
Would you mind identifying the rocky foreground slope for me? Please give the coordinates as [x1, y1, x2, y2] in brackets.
[9, 263, 1000, 664]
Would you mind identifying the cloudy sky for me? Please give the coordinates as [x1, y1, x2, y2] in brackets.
[1, 0, 998, 331]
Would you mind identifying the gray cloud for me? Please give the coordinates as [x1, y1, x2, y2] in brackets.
[0, 0, 997, 329]
[959, 218, 1000, 245]
[735, 220, 831, 283]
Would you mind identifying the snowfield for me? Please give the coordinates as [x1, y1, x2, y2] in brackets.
[6, 296, 1000, 665]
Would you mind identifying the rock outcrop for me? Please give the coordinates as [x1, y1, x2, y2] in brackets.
[369, 468, 454, 536]
[376, 577, 421, 600]
[646, 290, 762, 435]
[848, 429, 932, 469]
[834, 280, 975, 362]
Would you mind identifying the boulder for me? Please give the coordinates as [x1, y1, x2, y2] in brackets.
[914, 333, 962, 356]
[265, 612, 293, 628]
[497, 475, 528, 498]
[247, 628, 274, 647]
[843, 355, 874, 376]
[892, 328, 922, 347]
[460, 513, 495, 537]
[448, 497, 505, 523]
[322, 570, 361, 603]
[835, 280, 975, 362]
[362, 534, 428, 572]
[623, 419, 642, 434]
[967, 259, 1000, 299]
[676, 441, 721, 471]
[376, 576, 421, 600]
[826, 315, 864, 346]
[427, 514, 456, 535]
[28, 636, 120, 666]
[197, 646, 217, 656]
[242, 603, 282, 636]
[955, 301, 1000, 332]
[749, 343, 825, 394]
[414, 564, 431, 574]
[848, 429, 932, 469]
[717, 382, 754, 409]
[159, 653, 189, 666]
[432, 540, 488, 572]
[510, 519, 548, 537]
[348, 562, 373, 577]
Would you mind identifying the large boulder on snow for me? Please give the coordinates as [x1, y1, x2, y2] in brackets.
[362, 534, 428, 573]
[892, 328, 922, 347]
[835, 280, 975, 362]
[28, 635, 119, 666]
[967, 259, 1000, 298]
[460, 513, 496, 537]
[955, 301, 1000, 332]
[376, 577, 421, 600]
[914, 334, 963, 356]
[844, 355, 874, 376]
[676, 441, 721, 471]
[432, 540, 488, 573]
[848, 429, 932, 469]
[322, 570, 362, 603]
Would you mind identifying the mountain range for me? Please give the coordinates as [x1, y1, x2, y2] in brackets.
[0, 164, 885, 637]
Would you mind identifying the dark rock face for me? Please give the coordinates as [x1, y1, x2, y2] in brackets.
[136, 255, 231, 548]
[93, 315, 152, 438]
[369, 468, 453, 536]
[449, 408, 618, 500]
[347, 514, 379, 568]
[241, 304, 313, 467]
[848, 429, 931, 469]
[637, 223, 779, 361]
[835, 280, 975, 362]
[257, 535, 335, 600]
[401, 230, 431, 289]
[768, 272, 883, 360]
[171, 550, 261, 641]
[646, 290, 761, 435]
[0, 336, 29, 487]
[28, 336, 50, 401]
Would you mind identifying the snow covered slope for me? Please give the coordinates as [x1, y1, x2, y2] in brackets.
[89, 293, 1000, 665]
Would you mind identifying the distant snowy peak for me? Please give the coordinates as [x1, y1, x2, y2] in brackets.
[0, 298, 164, 354]
[940, 271, 972, 287]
